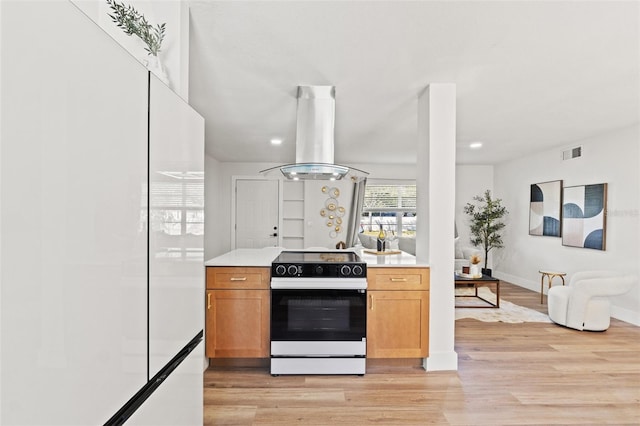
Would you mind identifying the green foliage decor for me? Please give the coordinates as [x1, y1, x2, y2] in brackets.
[106, 0, 166, 56]
[463, 190, 508, 270]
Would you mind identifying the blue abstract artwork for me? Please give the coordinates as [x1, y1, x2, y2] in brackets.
[529, 180, 562, 237]
[562, 183, 607, 250]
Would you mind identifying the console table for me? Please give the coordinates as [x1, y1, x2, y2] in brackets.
[454, 274, 500, 308]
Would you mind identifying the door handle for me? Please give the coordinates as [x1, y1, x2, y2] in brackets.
[207, 293, 211, 310]
[269, 233, 278, 237]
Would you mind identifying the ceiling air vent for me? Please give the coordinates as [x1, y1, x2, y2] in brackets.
[562, 146, 582, 160]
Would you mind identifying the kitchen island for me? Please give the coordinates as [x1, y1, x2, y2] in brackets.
[204, 247, 430, 367]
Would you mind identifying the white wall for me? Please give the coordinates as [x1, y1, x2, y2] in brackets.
[203, 161, 419, 260]
[203, 154, 225, 260]
[302, 180, 355, 249]
[494, 124, 640, 325]
[455, 165, 494, 260]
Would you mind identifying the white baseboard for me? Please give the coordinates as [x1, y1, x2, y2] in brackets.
[493, 271, 640, 327]
[611, 306, 640, 326]
[494, 271, 540, 293]
[423, 351, 458, 371]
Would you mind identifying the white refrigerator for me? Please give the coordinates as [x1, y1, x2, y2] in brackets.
[1, 1, 205, 424]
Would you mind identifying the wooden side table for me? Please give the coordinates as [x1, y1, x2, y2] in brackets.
[539, 270, 566, 303]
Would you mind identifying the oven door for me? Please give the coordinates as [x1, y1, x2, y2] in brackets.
[271, 289, 366, 344]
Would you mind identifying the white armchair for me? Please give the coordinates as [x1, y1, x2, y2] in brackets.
[547, 271, 636, 331]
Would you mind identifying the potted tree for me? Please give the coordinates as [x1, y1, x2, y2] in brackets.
[463, 190, 508, 276]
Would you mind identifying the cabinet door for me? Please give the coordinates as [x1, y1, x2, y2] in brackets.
[206, 290, 270, 358]
[127, 342, 203, 426]
[148, 73, 205, 377]
[1, 2, 148, 423]
[367, 291, 429, 358]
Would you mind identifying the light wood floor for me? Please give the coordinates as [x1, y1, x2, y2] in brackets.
[203, 282, 640, 425]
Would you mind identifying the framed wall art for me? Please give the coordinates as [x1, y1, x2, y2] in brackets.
[562, 183, 607, 250]
[529, 180, 562, 237]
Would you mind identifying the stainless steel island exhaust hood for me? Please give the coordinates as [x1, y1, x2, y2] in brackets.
[261, 86, 368, 182]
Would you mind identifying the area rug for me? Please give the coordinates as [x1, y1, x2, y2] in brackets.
[455, 286, 552, 323]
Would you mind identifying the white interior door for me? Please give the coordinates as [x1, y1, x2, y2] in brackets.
[235, 179, 280, 248]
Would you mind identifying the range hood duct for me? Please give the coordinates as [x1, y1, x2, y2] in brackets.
[261, 85, 368, 181]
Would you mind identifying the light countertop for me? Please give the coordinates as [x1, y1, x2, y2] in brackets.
[204, 247, 284, 267]
[204, 247, 428, 268]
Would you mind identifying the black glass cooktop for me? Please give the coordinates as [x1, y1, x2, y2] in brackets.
[273, 251, 362, 264]
[271, 251, 366, 278]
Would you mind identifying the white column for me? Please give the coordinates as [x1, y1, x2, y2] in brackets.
[417, 84, 458, 371]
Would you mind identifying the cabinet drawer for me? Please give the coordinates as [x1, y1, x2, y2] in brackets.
[367, 267, 430, 290]
[206, 267, 270, 289]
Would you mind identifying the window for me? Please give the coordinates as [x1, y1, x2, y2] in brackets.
[360, 181, 416, 238]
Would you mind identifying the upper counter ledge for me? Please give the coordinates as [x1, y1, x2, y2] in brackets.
[204, 247, 284, 267]
[204, 247, 427, 268]
[354, 247, 427, 267]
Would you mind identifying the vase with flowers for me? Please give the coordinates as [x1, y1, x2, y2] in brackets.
[106, 0, 169, 85]
[469, 254, 482, 278]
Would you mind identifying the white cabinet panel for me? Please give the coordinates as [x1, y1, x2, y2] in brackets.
[1, 2, 148, 424]
[148, 75, 205, 377]
[127, 342, 204, 426]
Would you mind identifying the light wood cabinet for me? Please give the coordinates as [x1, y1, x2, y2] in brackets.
[206, 267, 270, 358]
[366, 267, 430, 358]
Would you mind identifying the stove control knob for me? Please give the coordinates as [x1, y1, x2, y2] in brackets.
[314, 265, 324, 275]
[274, 265, 286, 276]
[287, 265, 299, 277]
[340, 265, 352, 276]
[352, 265, 363, 277]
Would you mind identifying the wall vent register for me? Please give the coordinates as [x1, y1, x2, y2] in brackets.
[562, 146, 582, 160]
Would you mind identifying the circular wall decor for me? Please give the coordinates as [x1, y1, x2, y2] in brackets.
[320, 187, 347, 239]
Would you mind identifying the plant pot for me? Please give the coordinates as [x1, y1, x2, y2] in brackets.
[482, 268, 492, 277]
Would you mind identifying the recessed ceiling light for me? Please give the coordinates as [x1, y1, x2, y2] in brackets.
[470, 142, 483, 149]
[270, 138, 282, 145]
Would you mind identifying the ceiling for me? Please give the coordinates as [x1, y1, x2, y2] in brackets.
[186, 1, 639, 166]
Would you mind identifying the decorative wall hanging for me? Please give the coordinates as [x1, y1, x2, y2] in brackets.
[321, 186, 345, 239]
[529, 180, 562, 237]
[562, 183, 607, 250]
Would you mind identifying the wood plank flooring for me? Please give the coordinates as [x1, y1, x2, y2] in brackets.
[203, 282, 640, 425]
